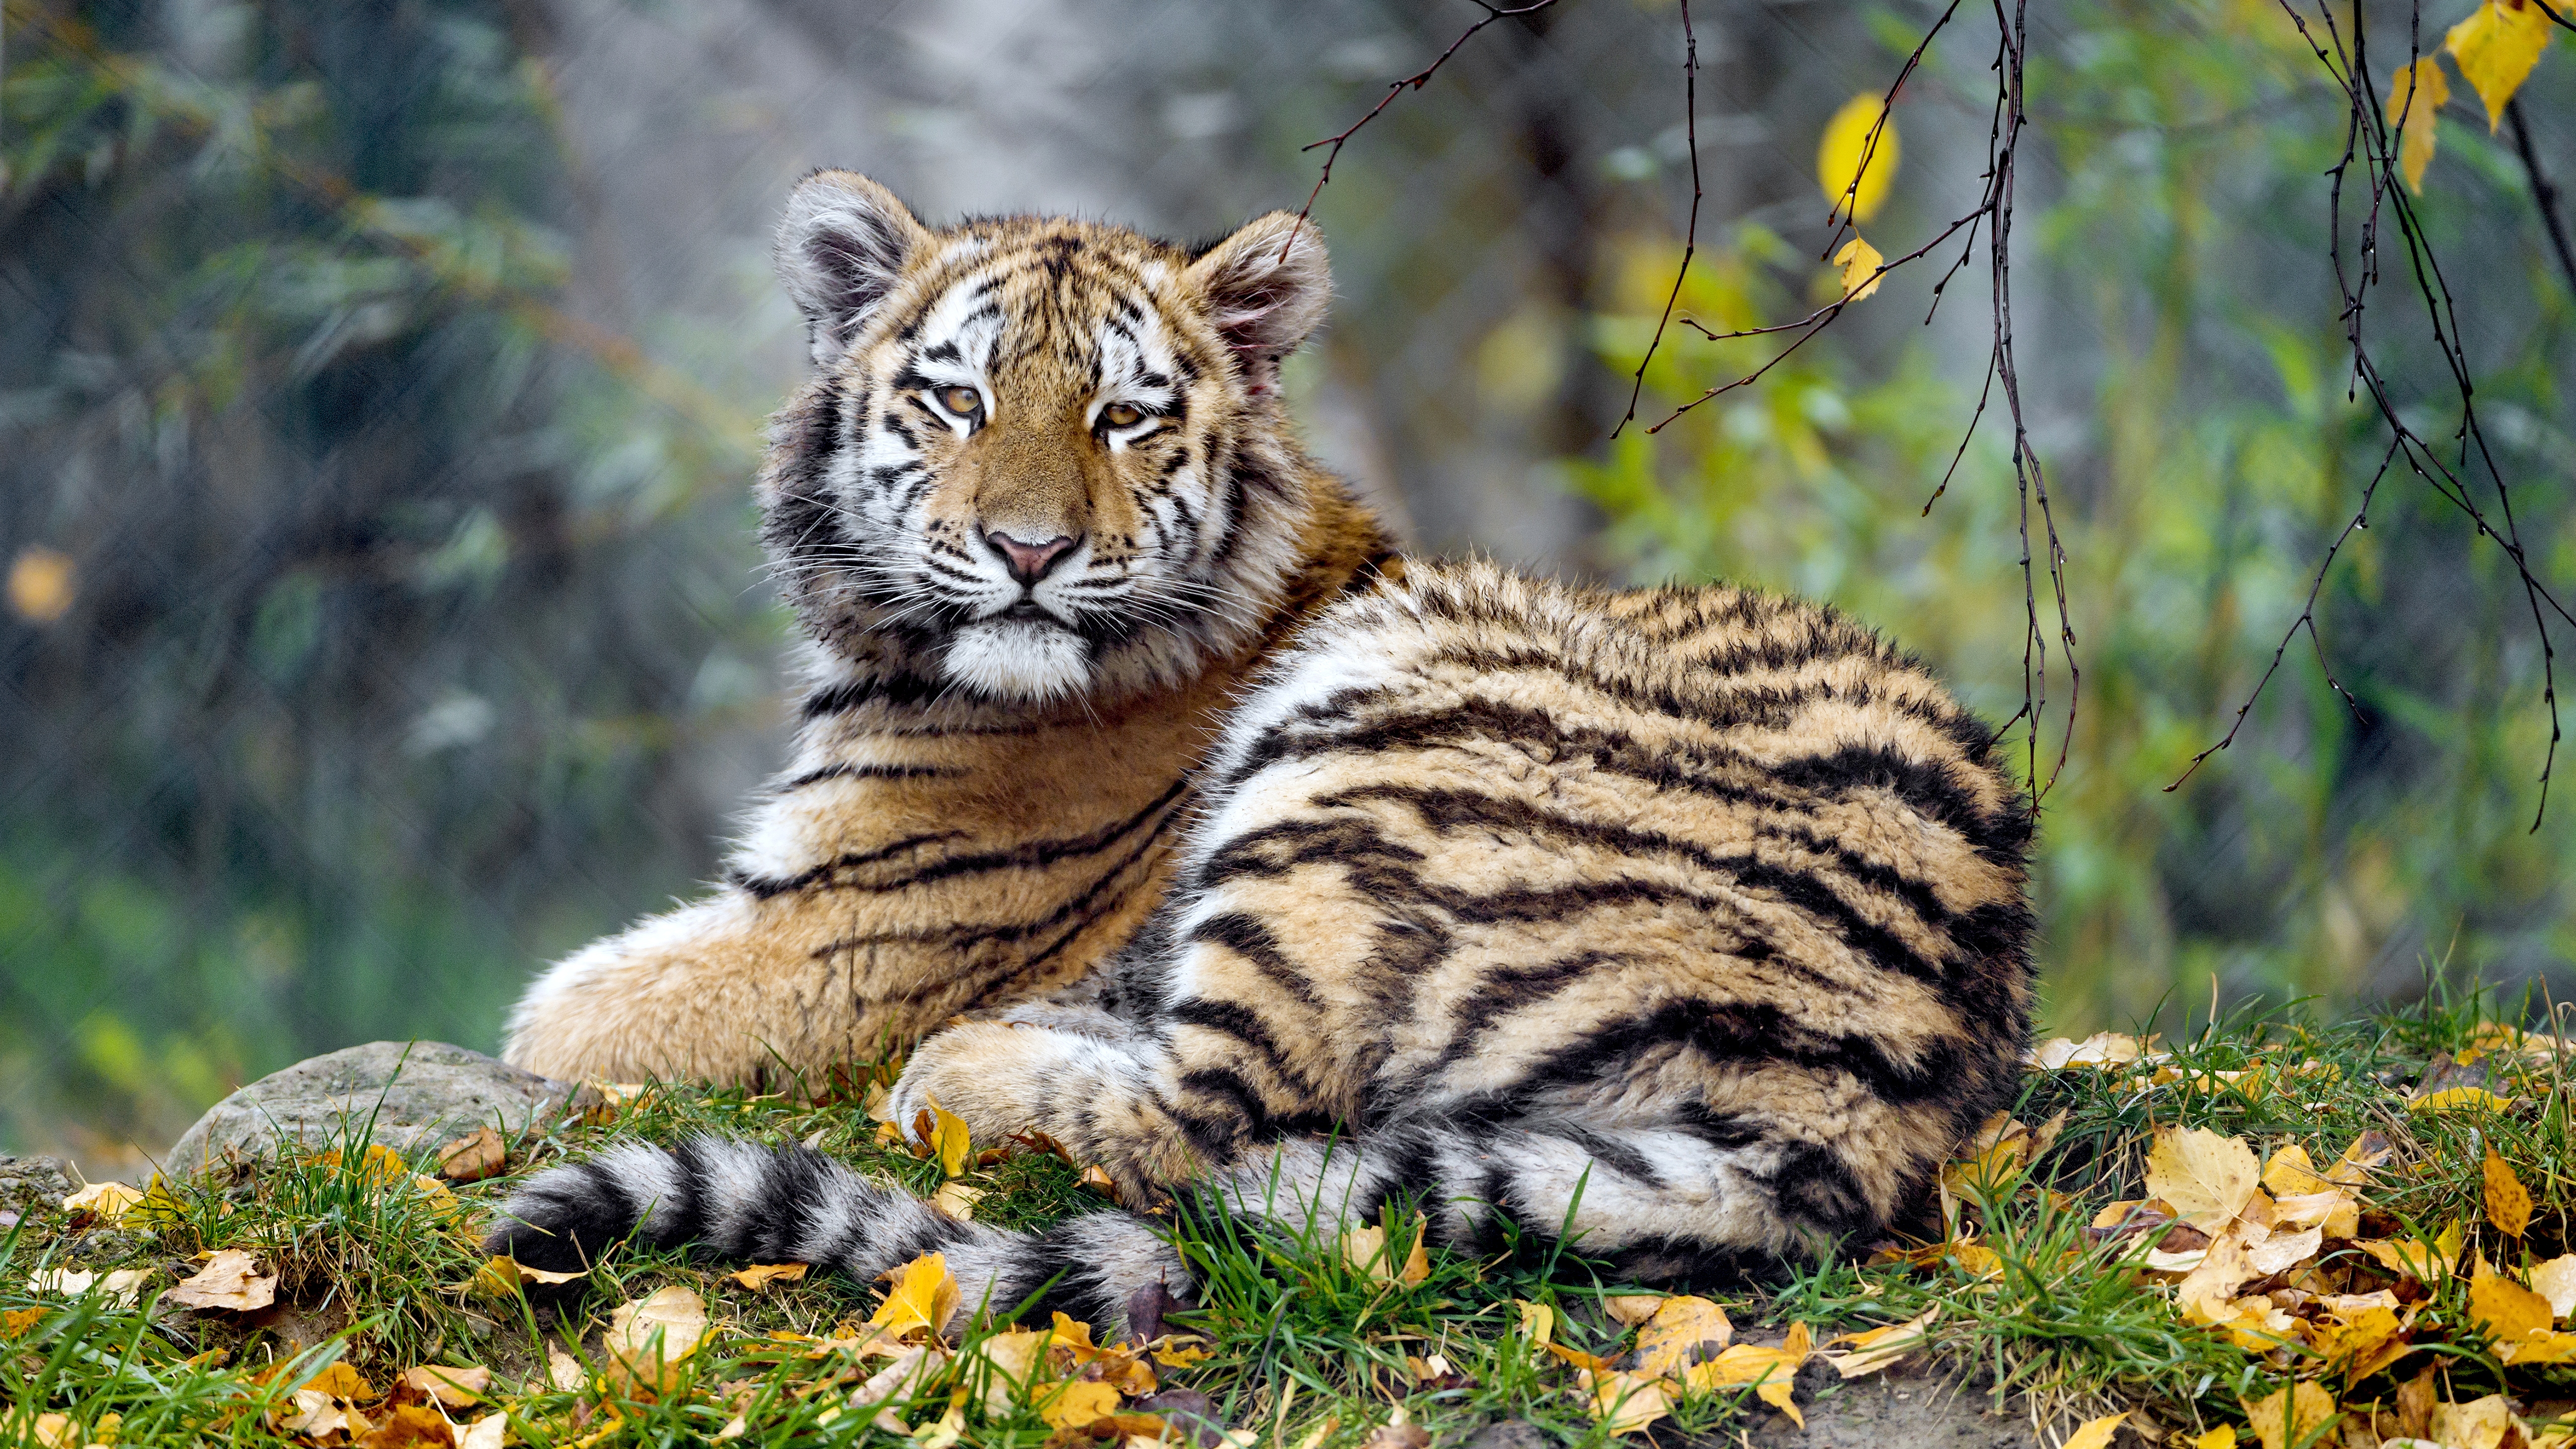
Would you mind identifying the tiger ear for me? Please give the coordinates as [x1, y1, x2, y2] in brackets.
[1186, 212, 1331, 399]
[776, 171, 933, 368]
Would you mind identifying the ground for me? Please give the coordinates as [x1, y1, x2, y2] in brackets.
[8, 987, 2576, 1449]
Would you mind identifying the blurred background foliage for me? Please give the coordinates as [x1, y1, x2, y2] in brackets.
[3, 0, 2571, 1175]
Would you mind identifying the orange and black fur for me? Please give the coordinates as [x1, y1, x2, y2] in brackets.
[493, 169, 2036, 1316]
[500, 172, 1390, 1086]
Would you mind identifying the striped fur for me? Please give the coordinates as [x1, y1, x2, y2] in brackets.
[492, 559, 2036, 1326]
[502, 173, 1390, 1085]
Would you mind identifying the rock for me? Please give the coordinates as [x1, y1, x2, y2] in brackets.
[0, 1154, 79, 1218]
[164, 1041, 574, 1179]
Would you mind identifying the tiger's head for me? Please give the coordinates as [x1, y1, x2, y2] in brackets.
[758, 171, 1339, 705]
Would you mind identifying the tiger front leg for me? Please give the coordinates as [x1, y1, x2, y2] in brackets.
[887, 1021, 1211, 1200]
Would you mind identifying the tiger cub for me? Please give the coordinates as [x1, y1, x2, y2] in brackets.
[493, 558, 2036, 1319]
[501, 172, 1391, 1087]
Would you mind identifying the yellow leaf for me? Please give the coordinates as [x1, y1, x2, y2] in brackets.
[1681, 1324, 1810, 1420]
[1833, 237, 1885, 303]
[869, 1253, 961, 1341]
[1823, 1304, 1941, 1379]
[458, 1416, 506, 1449]
[1635, 1296, 1733, 1377]
[1586, 1370, 1672, 1435]
[729, 1263, 809, 1290]
[60, 1182, 145, 1224]
[2432, 1395, 2515, 1449]
[2330, 1131, 2395, 1185]
[165, 1249, 278, 1312]
[2354, 1237, 2454, 1282]
[435, 1124, 507, 1183]
[1516, 1300, 1554, 1348]
[1398, 1227, 1430, 1287]
[2409, 1086, 2513, 1115]
[2384, 56, 2451, 192]
[468, 1256, 584, 1298]
[1038, 1379, 1122, 1430]
[2310, 1306, 2407, 1375]
[929, 1181, 985, 1221]
[2145, 1127, 2262, 1232]
[2263, 1145, 2330, 1197]
[1602, 1295, 1663, 1327]
[2062, 1412, 2129, 1449]
[2240, 1382, 2339, 1449]
[1339, 1223, 1428, 1287]
[2177, 1232, 2257, 1322]
[2471, 1261, 2552, 1345]
[2029, 1032, 2154, 1069]
[2446, 1, 2553, 131]
[965, 1330, 1049, 1417]
[2504, 1330, 2576, 1365]
[2244, 1225, 2324, 1278]
[2484, 1148, 2533, 1236]
[919, 1096, 972, 1178]
[1818, 92, 1901, 223]
[399, 1365, 493, 1408]
[603, 1284, 708, 1398]
[2529, 1254, 2576, 1318]
[2270, 1189, 2360, 1240]
[2198, 1428, 2238, 1449]
[1, 1307, 42, 1339]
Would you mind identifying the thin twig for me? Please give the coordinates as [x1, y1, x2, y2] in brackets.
[1612, 0, 1700, 439]
[2506, 99, 2576, 301]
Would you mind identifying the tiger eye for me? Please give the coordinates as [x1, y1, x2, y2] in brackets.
[936, 385, 982, 417]
[1100, 403, 1146, 429]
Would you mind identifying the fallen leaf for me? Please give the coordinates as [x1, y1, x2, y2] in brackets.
[1817, 92, 1902, 230]
[60, 1182, 146, 1224]
[2472, 1261, 2552, 1345]
[2197, 1429, 2237, 1449]
[1635, 1295, 1733, 1377]
[2146, 1127, 2262, 1232]
[1833, 237, 1885, 303]
[2484, 1148, 2533, 1237]
[2176, 1232, 2258, 1322]
[1824, 1304, 1941, 1379]
[399, 1365, 492, 1407]
[435, 1125, 506, 1184]
[469, 1256, 584, 1297]
[2310, 1305, 2409, 1378]
[1079, 1165, 1120, 1202]
[2447, 0, 2553, 131]
[26, 1267, 151, 1304]
[964, 1329, 1049, 1416]
[602, 1284, 709, 1398]
[2530, 1254, 2576, 1318]
[930, 1181, 985, 1221]
[2061, 1411, 2129, 1449]
[1681, 1323, 1812, 1425]
[2355, 1236, 2456, 1282]
[166, 1249, 278, 1312]
[547, 1347, 585, 1392]
[358, 1403, 456, 1448]
[1361, 1424, 1432, 1449]
[2270, 1189, 2361, 1240]
[2244, 1226, 2324, 1278]
[914, 1096, 973, 1178]
[1585, 1369, 1672, 1436]
[1602, 1295, 1664, 1327]
[457, 1417, 505, 1449]
[2504, 1329, 2576, 1364]
[1338, 1224, 1428, 1287]
[869, 1252, 961, 1341]
[2, 1307, 43, 1339]
[2383, 54, 2450, 193]
[729, 1263, 809, 1291]
[2030, 1032, 2152, 1069]
[1517, 1300, 1555, 1348]
[2241, 1382, 2339, 1449]
[2431, 1395, 2515, 1449]
[1039, 1378, 1123, 1430]
[307, 1362, 377, 1400]
[2408, 1087, 2515, 1115]
[2264, 1145, 2331, 1196]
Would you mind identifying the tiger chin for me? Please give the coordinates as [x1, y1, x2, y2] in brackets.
[490, 172, 2037, 1324]
[498, 171, 1394, 1090]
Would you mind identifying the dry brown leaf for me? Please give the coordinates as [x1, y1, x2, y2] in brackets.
[2244, 1226, 2324, 1278]
[729, 1263, 810, 1291]
[1824, 1304, 1941, 1379]
[1602, 1294, 1663, 1327]
[2176, 1232, 2257, 1322]
[2061, 1412, 2129, 1449]
[457, 1417, 505, 1449]
[1338, 1224, 1428, 1287]
[930, 1181, 985, 1221]
[546, 1347, 585, 1393]
[2484, 1149, 2534, 1237]
[2029, 1032, 2152, 1069]
[869, 1252, 961, 1341]
[435, 1125, 506, 1184]
[603, 1284, 709, 1398]
[1078, 1165, 1120, 1202]
[2241, 1382, 2339, 1449]
[1634, 1295, 1733, 1377]
[2145, 1128, 2261, 1232]
[165, 1249, 278, 1313]
[399, 1365, 492, 1407]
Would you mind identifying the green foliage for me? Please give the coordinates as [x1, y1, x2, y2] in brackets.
[1576, 0, 2576, 1033]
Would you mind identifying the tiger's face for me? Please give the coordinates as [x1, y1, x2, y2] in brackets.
[759, 171, 1330, 705]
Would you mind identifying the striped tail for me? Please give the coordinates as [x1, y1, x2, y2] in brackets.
[485, 1113, 1860, 1335]
[485, 1138, 1188, 1334]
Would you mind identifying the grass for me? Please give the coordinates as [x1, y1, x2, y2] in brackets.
[10, 981, 2576, 1448]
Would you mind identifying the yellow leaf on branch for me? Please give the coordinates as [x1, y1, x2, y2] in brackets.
[1818, 93, 1901, 224]
[2446, 0, 2553, 131]
[2383, 55, 2450, 193]
[1833, 238, 1885, 303]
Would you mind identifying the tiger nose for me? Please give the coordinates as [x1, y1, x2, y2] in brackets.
[986, 530, 1079, 585]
